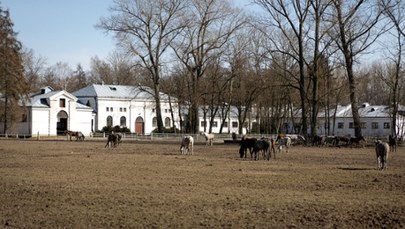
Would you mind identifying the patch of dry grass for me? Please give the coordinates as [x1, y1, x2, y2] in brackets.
[0, 139, 404, 228]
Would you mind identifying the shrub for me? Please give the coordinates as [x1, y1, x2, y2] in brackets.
[152, 127, 180, 133]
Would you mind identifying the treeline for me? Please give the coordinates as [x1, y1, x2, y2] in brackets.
[1, 0, 405, 141]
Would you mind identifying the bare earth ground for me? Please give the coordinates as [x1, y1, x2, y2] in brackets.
[0, 139, 404, 229]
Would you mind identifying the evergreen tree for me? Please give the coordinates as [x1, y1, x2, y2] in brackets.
[0, 7, 28, 134]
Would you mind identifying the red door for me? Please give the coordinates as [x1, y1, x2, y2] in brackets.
[135, 117, 144, 135]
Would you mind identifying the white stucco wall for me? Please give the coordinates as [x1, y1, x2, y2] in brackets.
[31, 109, 51, 136]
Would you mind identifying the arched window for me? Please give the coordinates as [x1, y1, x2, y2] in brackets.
[107, 116, 113, 127]
[120, 116, 126, 127]
[165, 117, 171, 127]
[152, 117, 157, 127]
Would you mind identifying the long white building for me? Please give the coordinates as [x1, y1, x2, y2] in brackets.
[5, 84, 402, 138]
[317, 103, 405, 137]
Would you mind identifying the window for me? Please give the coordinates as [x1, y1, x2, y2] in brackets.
[212, 121, 218, 128]
[152, 117, 157, 127]
[120, 108, 123, 112]
[223, 121, 228, 128]
[59, 98, 66, 108]
[110, 107, 113, 112]
[349, 122, 354, 129]
[361, 122, 366, 129]
[372, 122, 378, 129]
[106, 116, 113, 127]
[124, 108, 127, 112]
[152, 108, 155, 113]
[384, 122, 390, 129]
[337, 123, 344, 129]
[106, 107, 109, 112]
[165, 109, 168, 113]
[232, 121, 238, 128]
[165, 117, 171, 127]
[120, 116, 126, 127]
[200, 121, 206, 127]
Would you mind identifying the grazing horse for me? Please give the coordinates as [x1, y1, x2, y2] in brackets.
[200, 132, 214, 146]
[276, 135, 292, 153]
[323, 136, 336, 147]
[375, 140, 389, 170]
[286, 134, 306, 145]
[64, 130, 84, 141]
[239, 137, 257, 158]
[252, 139, 270, 160]
[388, 135, 397, 152]
[312, 135, 324, 147]
[180, 136, 194, 155]
[105, 133, 122, 148]
[335, 136, 350, 147]
[76, 131, 85, 141]
[349, 136, 366, 147]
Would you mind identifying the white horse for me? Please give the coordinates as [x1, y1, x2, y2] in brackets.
[286, 134, 305, 145]
[200, 132, 214, 146]
[375, 140, 389, 170]
[276, 136, 292, 153]
[180, 136, 194, 155]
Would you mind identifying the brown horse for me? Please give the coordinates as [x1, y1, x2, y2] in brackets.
[349, 136, 366, 147]
[64, 130, 84, 141]
[335, 136, 350, 147]
[105, 133, 122, 148]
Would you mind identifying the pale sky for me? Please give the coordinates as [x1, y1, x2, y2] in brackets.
[1, 0, 253, 71]
[2, 0, 116, 71]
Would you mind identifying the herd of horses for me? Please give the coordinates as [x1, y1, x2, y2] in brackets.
[63, 129, 394, 170]
[236, 134, 393, 170]
[311, 135, 367, 147]
[238, 135, 292, 160]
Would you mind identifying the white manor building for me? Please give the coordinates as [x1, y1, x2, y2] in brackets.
[72, 84, 244, 135]
[0, 84, 245, 137]
[0, 86, 94, 137]
[3, 84, 404, 138]
[72, 84, 181, 135]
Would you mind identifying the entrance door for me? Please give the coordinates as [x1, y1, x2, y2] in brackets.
[57, 110, 68, 135]
[135, 117, 144, 135]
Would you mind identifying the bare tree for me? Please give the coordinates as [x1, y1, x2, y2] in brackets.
[88, 52, 140, 86]
[380, 0, 405, 137]
[40, 62, 73, 90]
[22, 48, 47, 93]
[171, 0, 246, 133]
[254, 0, 312, 142]
[98, 0, 186, 133]
[329, 0, 384, 137]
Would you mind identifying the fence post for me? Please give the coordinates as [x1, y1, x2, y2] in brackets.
[37, 131, 40, 140]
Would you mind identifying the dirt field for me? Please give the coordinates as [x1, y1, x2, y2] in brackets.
[0, 138, 404, 228]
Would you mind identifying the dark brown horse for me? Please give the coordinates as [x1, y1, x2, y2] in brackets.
[239, 137, 257, 158]
[349, 136, 366, 147]
[389, 135, 397, 152]
[335, 136, 350, 147]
